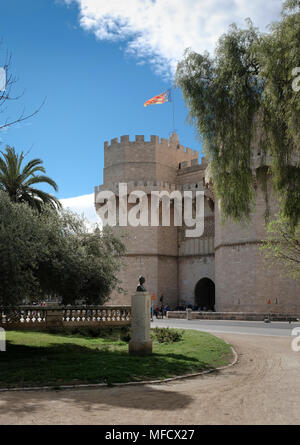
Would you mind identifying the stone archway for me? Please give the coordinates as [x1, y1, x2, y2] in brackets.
[194, 278, 215, 310]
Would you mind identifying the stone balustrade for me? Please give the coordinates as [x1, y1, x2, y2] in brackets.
[0, 305, 131, 331]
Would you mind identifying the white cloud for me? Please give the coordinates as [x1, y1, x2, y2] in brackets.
[64, 0, 283, 78]
[60, 193, 102, 230]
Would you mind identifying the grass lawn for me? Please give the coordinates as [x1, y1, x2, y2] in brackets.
[0, 329, 233, 388]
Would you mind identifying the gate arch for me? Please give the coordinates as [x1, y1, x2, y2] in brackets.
[194, 278, 215, 310]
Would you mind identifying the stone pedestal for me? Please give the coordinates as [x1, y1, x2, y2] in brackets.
[186, 308, 192, 320]
[129, 292, 152, 355]
[0, 328, 6, 352]
[46, 308, 63, 328]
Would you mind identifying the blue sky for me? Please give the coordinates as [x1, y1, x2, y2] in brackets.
[0, 0, 283, 221]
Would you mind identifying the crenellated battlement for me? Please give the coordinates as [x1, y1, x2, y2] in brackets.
[177, 156, 208, 172]
[102, 132, 199, 185]
[103, 133, 199, 159]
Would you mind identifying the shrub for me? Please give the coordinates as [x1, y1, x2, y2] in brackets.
[152, 327, 183, 343]
[47, 325, 130, 341]
[120, 326, 131, 343]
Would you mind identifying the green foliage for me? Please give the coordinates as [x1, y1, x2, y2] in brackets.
[0, 330, 232, 387]
[0, 146, 61, 211]
[36, 208, 125, 305]
[0, 191, 125, 305]
[261, 211, 300, 279]
[152, 327, 183, 343]
[258, 1, 300, 227]
[0, 192, 43, 304]
[176, 1, 300, 226]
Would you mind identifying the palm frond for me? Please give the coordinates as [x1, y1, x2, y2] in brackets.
[26, 187, 62, 210]
[24, 175, 59, 192]
[0, 146, 60, 212]
[20, 159, 46, 182]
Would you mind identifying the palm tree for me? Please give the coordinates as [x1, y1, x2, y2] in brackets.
[0, 146, 61, 211]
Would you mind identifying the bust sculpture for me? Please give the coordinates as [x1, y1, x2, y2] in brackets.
[136, 276, 146, 292]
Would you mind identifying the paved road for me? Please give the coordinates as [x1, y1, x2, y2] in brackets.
[152, 317, 300, 337]
[0, 332, 299, 425]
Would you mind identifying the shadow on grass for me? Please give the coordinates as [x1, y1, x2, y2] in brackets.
[0, 341, 212, 389]
[0, 384, 193, 418]
[0, 341, 201, 417]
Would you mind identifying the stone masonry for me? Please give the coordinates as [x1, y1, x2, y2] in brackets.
[95, 132, 300, 314]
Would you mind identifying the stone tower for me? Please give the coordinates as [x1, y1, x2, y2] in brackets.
[95, 133, 205, 307]
[214, 148, 300, 314]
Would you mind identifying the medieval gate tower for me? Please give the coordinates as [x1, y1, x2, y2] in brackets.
[95, 132, 300, 314]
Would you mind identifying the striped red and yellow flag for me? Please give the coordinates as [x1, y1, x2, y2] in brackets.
[144, 89, 171, 107]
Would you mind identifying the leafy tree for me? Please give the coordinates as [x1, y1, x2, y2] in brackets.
[175, 0, 300, 226]
[261, 212, 300, 279]
[36, 208, 125, 305]
[0, 146, 61, 211]
[0, 192, 125, 306]
[0, 192, 45, 304]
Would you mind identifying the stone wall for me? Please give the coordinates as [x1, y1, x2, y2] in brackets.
[214, 180, 300, 313]
[178, 255, 215, 306]
[95, 132, 300, 315]
[167, 311, 299, 321]
[97, 133, 204, 309]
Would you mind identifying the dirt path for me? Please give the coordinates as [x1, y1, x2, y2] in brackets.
[0, 334, 299, 425]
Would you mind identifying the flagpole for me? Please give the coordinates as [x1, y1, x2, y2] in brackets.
[169, 86, 176, 133]
[172, 88, 175, 132]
